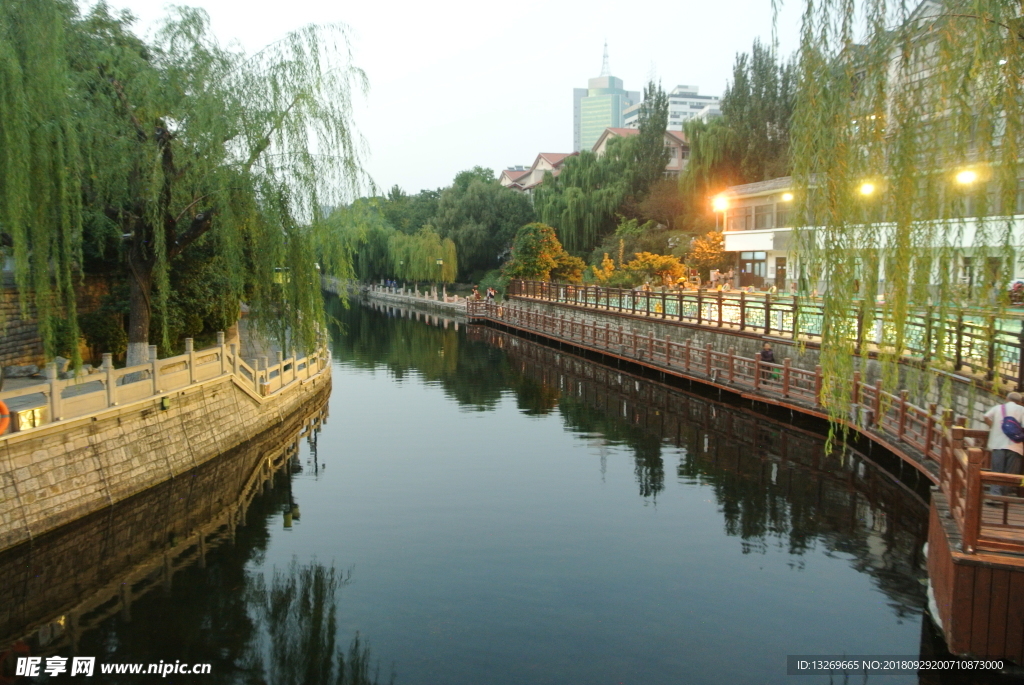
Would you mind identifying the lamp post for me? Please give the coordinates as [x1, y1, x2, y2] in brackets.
[712, 194, 729, 231]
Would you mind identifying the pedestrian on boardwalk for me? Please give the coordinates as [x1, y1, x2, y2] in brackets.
[983, 391, 1024, 497]
[486, 287, 495, 303]
[472, 285, 481, 301]
[760, 342, 776, 383]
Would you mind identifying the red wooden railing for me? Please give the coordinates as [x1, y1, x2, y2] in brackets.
[467, 299, 1024, 557]
[506, 279, 1024, 390]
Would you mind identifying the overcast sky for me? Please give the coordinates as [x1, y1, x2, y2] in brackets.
[101, 0, 803, 196]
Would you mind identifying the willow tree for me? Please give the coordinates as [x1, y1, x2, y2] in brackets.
[535, 81, 668, 255]
[0, 0, 83, 361]
[1, 0, 367, 365]
[790, 0, 1023, 422]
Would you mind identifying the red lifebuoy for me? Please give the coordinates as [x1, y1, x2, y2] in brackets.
[0, 400, 9, 435]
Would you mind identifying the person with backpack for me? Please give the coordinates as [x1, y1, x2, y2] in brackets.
[982, 391, 1024, 497]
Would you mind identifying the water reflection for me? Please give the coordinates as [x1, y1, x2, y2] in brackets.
[469, 325, 930, 620]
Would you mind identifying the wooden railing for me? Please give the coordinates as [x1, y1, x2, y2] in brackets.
[468, 299, 1024, 557]
[507, 279, 1024, 389]
[0, 332, 330, 437]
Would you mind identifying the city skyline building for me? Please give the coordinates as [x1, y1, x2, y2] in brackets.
[572, 43, 640, 152]
[624, 84, 721, 131]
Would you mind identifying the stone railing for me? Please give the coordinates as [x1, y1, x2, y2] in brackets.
[467, 299, 1024, 557]
[0, 333, 329, 436]
[507, 279, 1024, 390]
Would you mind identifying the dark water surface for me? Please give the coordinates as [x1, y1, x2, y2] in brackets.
[4, 297, 976, 684]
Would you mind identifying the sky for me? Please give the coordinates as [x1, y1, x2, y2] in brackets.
[99, 0, 803, 197]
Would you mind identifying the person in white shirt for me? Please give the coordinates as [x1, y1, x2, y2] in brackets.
[982, 392, 1024, 496]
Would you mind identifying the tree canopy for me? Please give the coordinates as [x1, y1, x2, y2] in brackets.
[790, 0, 1024, 423]
[0, 0, 368, 363]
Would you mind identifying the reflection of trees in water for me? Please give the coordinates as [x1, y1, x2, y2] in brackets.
[480, 328, 928, 620]
[327, 297, 507, 410]
[71, 471, 391, 683]
[245, 560, 393, 685]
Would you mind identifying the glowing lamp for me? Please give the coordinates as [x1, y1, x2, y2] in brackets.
[956, 169, 978, 185]
[781, 192, 794, 202]
[712, 195, 729, 212]
[859, 182, 876, 196]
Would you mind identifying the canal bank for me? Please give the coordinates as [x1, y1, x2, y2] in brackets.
[0, 337, 330, 553]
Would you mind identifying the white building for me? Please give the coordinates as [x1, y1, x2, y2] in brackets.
[624, 85, 722, 131]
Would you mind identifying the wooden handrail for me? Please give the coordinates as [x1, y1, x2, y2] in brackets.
[467, 298, 1024, 557]
[505, 278, 1024, 390]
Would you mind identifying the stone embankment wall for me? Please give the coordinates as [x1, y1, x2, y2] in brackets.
[0, 385, 328, 647]
[507, 296, 1002, 427]
[0, 276, 108, 369]
[0, 362, 331, 553]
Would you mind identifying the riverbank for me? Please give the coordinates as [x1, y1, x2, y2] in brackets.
[0, 339, 331, 553]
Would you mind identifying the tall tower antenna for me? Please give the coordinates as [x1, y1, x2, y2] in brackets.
[600, 41, 610, 77]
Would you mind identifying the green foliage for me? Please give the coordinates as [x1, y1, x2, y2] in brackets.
[791, 0, 1023, 425]
[79, 308, 128, 360]
[0, 0, 83, 362]
[552, 252, 587, 284]
[535, 81, 670, 256]
[502, 223, 565, 281]
[1, 0, 369, 363]
[379, 186, 440, 235]
[679, 40, 795, 230]
[387, 228, 457, 283]
[432, 169, 535, 280]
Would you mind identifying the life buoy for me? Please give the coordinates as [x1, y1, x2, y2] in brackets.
[0, 400, 9, 435]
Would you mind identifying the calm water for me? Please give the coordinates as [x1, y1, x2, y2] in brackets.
[4, 296, 982, 684]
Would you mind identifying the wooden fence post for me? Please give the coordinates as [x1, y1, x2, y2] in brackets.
[924, 403, 938, 458]
[684, 339, 691, 371]
[963, 447, 984, 553]
[754, 352, 761, 389]
[705, 343, 713, 378]
[792, 296, 801, 340]
[697, 290, 703, 325]
[782, 358, 791, 397]
[717, 291, 723, 327]
[851, 371, 861, 406]
[872, 378, 883, 428]
[986, 316, 996, 382]
[728, 347, 735, 383]
[814, 365, 823, 405]
[739, 291, 746, 331]
[764, 294, 772, 335]
[897, 389, 909, 441]
[954, 312, 965, 371]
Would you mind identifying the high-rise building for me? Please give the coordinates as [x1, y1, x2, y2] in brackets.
[623, 85, 721, 131]
[572, 44, 639, 152]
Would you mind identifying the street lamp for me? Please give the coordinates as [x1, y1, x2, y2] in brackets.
[781, 192, 794, 202]
[859, 182, 876, 196]
[712, 194, 729, 230]
[956, 169, 978, 185]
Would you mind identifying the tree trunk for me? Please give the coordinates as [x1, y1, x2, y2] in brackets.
[126, 261, 153, 367]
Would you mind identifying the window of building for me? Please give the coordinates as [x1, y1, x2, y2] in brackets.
[754, 204, 773, 229]
[726, 207, 752, 231]
[776, 206, 791, 227]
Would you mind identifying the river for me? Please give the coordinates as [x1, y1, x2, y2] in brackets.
[0, 296, 994, 684]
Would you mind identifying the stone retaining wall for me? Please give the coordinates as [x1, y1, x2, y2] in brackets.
[0, 362, 331, 553]
[0, 276, 108, 370]
[0, 383, 328, 646]
[508, 296, 1001, 427]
